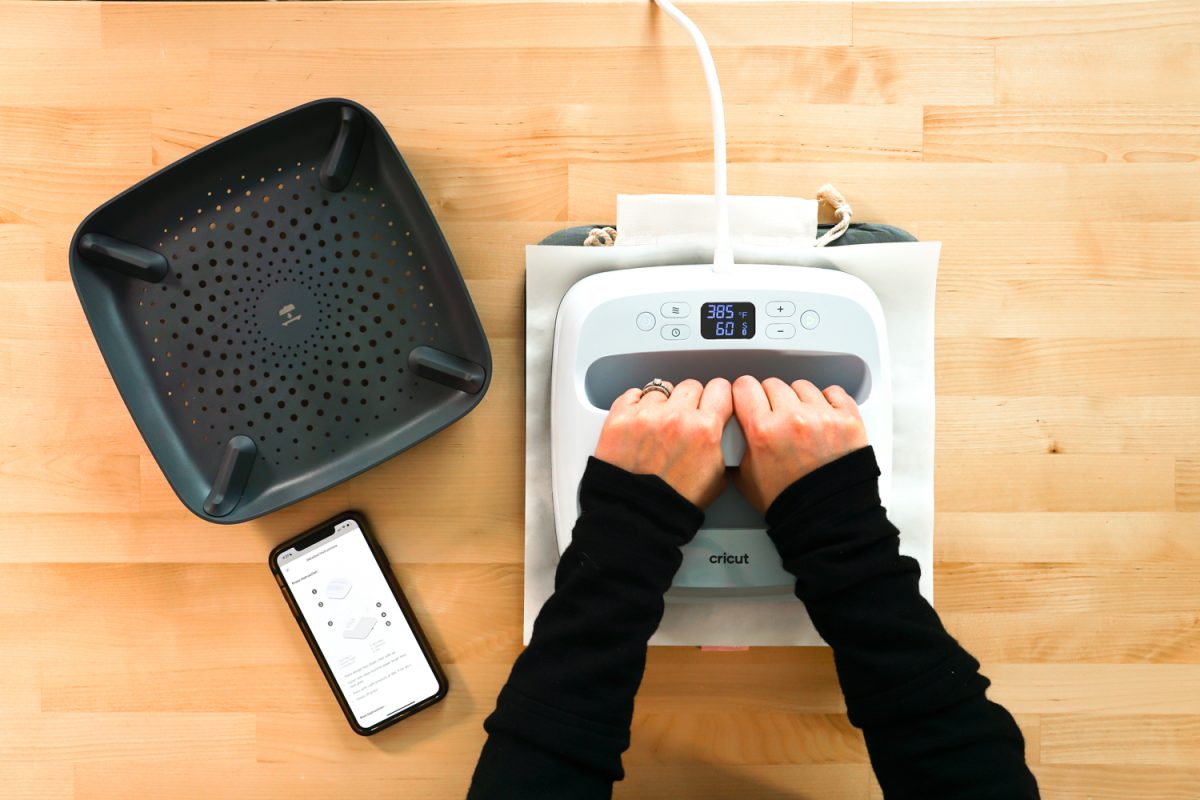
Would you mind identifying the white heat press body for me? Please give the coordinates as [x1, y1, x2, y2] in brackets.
[551, 262, 892, 597]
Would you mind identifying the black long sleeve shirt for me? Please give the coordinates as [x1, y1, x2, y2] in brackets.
[468, 447, 1039, 798]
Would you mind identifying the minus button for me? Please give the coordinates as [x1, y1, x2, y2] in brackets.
[766, 323, 795, 339]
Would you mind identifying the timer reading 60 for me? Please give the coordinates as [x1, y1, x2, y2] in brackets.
[700, 302, 755, 340]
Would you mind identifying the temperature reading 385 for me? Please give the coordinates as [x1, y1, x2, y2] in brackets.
[700, 301, 755, 340]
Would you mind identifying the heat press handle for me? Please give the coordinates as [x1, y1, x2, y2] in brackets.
[721, 419, 746, 467]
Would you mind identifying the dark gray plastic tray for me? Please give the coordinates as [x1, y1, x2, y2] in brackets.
[70, 99, 491, 523]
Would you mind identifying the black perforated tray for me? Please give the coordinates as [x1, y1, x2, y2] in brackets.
[70, 99, 491, 523]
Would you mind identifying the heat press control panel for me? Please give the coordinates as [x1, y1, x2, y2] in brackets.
[637, 299, 826, 344]
[551, 263, 892, 598]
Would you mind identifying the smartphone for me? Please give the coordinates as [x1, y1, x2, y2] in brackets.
[269, 511, 447, 735]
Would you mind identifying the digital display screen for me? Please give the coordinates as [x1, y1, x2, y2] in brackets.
[277, 520, 440, 728]
[701, 302, 755, 339]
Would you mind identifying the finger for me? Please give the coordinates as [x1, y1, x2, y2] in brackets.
[791, 379, 827, 406]
[611, 387, 644, 411]
[732, 375, 770, 423]
[668, 378, 704, 408]
[822, 384, 859, 411]
[762, 377, 800, 411]
[699, 377, 733, 421]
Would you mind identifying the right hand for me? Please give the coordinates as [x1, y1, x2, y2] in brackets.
[731, 375, 869, 513]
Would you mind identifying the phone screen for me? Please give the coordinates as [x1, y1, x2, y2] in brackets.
[276, 518, 441, 730]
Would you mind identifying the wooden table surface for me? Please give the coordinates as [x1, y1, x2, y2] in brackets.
[1, 1, 1198, 797]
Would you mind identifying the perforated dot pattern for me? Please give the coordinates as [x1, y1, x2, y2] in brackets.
[136, 161, 445, 470]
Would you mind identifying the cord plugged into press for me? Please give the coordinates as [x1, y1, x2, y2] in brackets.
[652, 0, 733, 273]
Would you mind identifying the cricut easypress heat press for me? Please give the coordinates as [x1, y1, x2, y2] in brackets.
[551, 265, 891, 597]
[549, 0, 892, 598]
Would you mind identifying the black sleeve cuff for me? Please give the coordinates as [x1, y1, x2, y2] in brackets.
[845, 649, 988, 729]
[580, 456, 705, 547]
[765, 446, 882, 531]
[483, 685, 631, 780]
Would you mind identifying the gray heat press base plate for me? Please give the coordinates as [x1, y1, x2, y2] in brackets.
[70, 99, 491, 523]
[538, 222, 917, 247]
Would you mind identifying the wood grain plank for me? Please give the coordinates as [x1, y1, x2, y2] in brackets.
[0, 334, 137, 399]
[935, 454, 1175, 511]
[635, 660, 847, 715]
[988, 664, 1200, 715]
[0, 49, 208, 107]
[935, 338, 1200, 396]
[0, 283, 101, 341]
[75, 760, 472, 800]
[0, 107, 152, 168]
[935, 512, 1200, 562]
[0, 451, 140, 514]
[0, 662, 40, 712]
[404, 158, 567, 221]
[935, 563, 1200, 613]
[937, 276, 1200, 337]
[1042, 715, 1200, 765]
[0, 763, 71, 800]
[101, 2, 854, 50]
[207, 46, 994, 109]
[0, 224, 47, 281]
[0, 164, 155, 228]
[443, 221, 572, 277]
[854, 0, 1200, 46]
[629, 712, 867, 765]
[0, 507, 341, 564]
[0, 2, 100, 49]
[1034, 765, 1200, 799]
[924, 221, 1200, 281]
[998, 44, 1200, 105]
[923, 106, 1200, 163]
[567, 162, 1200, 223]
[1177, 458, 1200, 511]
[936, 397, 1200, 455]
[1017, 713, 1042, 765]
[0, 712, 255, 762]
[941, 611, 1200, 664]
[0, 397, 142, 451]
[618, 764, 872, 799]
[151, 102, 924, 167]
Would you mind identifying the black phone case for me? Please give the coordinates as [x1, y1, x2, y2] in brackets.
[268, 510, 448, 735]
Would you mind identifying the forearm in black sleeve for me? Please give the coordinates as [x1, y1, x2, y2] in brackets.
[467, 457, 703, 799]
[766, 446, 1039, 799]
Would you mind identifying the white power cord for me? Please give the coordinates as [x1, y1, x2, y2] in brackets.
[652, 0, 734, 273]
[651, 0, 853, 256]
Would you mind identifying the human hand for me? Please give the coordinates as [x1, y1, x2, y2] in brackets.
[594, 378, 734, 508]
[731, 376, 868, 513]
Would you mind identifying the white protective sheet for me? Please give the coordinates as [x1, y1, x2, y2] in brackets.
[524, 196, 939, 646]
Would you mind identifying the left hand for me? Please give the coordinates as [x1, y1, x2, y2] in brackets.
[594, 378, 734, 508]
